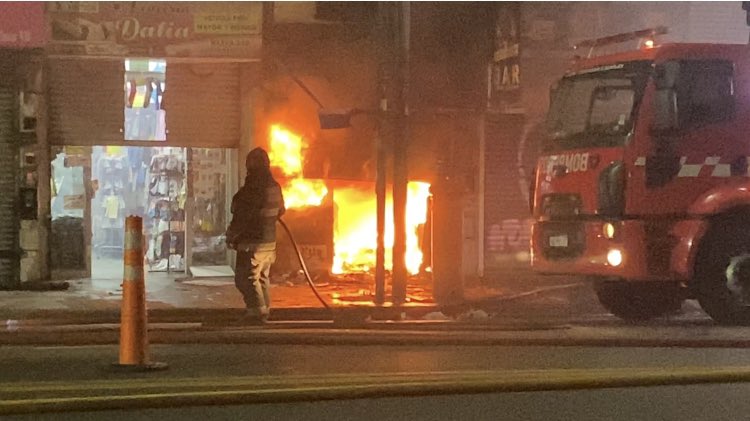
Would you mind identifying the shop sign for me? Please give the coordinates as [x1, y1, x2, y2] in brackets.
[489, 2, 522, 111]
[46, 2, 262, 59]
[0, 3, 46, 48]
[299, 245, 328, 272]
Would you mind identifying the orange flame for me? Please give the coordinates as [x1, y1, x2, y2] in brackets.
[268, 124, 329, 209]
[284, 178, 329, 208]
[268, 125, 303, 177]
[332, 181, 431, 275]
[268, 124, 430, 275]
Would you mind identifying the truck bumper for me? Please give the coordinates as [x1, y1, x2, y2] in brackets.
[531, 219, 680, 281]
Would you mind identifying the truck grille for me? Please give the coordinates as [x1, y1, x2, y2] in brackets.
[540, 221, 585, 260]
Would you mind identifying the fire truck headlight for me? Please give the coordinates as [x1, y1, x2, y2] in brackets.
[603, 222, 616, 239]
[607, 249, 623, 267]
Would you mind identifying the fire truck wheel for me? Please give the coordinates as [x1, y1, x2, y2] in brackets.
[594, 281, 684, 322]
[694, 218, 750, 325]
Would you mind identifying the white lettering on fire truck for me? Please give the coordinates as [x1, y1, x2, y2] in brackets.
[544, 153, 590, 174]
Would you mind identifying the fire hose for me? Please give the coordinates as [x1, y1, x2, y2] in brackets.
[278, 218, 331, 309]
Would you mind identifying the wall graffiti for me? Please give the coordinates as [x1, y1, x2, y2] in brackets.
[486, 218, 533, 254]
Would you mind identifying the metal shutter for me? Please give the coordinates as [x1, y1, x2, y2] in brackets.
[48, 59, 124, 145]
[483, 114, 529, 278]
[0, 84, 18, 287]
[165, 63, 240, 148]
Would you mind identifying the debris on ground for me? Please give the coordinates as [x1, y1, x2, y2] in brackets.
[422, 311, 451, 321]
[457, 309, 490, 321]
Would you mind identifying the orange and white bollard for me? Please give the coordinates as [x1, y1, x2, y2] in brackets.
[114, 216, 167, 371]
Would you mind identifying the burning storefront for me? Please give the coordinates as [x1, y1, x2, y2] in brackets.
[264, 123, 433, 303]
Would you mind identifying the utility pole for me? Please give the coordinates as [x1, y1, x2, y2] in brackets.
[391, 1, 410, 305]
[374, 2, 389, 305]
[374, 1, 410, 305]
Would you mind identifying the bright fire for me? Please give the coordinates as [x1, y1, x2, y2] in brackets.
[268, 125, 303, 176]
[268, 124, 431, 275]
[331, 181, 431, 275]
[268, 125, 328, 208]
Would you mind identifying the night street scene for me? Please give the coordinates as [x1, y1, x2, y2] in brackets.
[8, 1, 750, 419]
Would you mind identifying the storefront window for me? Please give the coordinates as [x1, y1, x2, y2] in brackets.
[124, 59, 166, 141]
[91, 146, 187, 276]
[189, 148, 232, 268]
[51, 147, 89, 272]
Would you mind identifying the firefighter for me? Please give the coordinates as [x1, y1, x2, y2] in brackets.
[226, 147, 285, 324]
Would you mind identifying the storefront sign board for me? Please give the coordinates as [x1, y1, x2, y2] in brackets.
[46, 2, 262, 59]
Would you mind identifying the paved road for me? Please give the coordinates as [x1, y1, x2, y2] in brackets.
[4, 342, 750, 420]
[6, 329, 750, 419]
[6, 384, 750, 421]
[4, 342, 750, 383]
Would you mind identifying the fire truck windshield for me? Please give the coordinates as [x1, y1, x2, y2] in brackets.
[545, 61, 652, 152]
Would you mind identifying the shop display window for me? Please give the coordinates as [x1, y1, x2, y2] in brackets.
[189, 148, 231, 267]
[52, 145, 234, 279]
[88, 146, 187, 277]
[124, 59, 166, 142]
[50, 148, 88, 272]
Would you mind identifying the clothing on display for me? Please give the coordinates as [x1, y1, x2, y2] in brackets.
[145, 149, 187, 272]
[92, 149, 131, 258]
[57, 144, 229, 277]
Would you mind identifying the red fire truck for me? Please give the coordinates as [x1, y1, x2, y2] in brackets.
[531, 29, 750, 324]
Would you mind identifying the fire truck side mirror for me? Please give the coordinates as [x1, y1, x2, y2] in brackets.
[653, 62, 680, 132]
[743, 2, 750, 26]
[654, 62, 679, 90]
[652, 88, 678, 132]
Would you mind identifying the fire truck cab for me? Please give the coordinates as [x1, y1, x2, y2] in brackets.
[531, 32, 750, 324]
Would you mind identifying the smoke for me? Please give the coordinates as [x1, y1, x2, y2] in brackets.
[261, 25, 379, 182]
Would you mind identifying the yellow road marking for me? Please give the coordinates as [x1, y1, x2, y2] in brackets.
[4, 367, 750, 415]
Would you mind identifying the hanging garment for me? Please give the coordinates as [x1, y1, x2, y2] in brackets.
[149, 154, 167, 173]
[143, 78, 154, 108]
[154, 81, 164, 110]
[126, 79, 137, 108]
[158, 175, 169, 196]
[149, 174, 160, 196]
[104, 195, 121, 219]
[154, 232, 164, 259]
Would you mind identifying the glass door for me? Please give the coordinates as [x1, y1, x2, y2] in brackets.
[187, 147, 236, 277]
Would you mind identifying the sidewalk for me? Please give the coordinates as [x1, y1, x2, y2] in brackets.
[0, 269, 607, 323]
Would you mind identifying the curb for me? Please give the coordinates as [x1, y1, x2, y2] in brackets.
[5, 324, 750, 348]
[0, 305, 447, 326]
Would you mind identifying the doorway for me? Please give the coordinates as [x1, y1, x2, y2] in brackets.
[51, 145, 235, 281]
[90, 145, 188, 278]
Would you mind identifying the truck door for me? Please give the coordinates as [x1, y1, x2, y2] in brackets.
[628, 59, 742, 216]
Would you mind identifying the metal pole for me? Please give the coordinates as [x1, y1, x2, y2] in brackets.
[478, 64, 492, 279]
[477, 113, 486, 279]
[375, 129, 387, 305]
[374, 2, 389, 305]
[391, 1, 410, 304]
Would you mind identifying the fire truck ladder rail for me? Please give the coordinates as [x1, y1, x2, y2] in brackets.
[574, 26, 668, 58]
